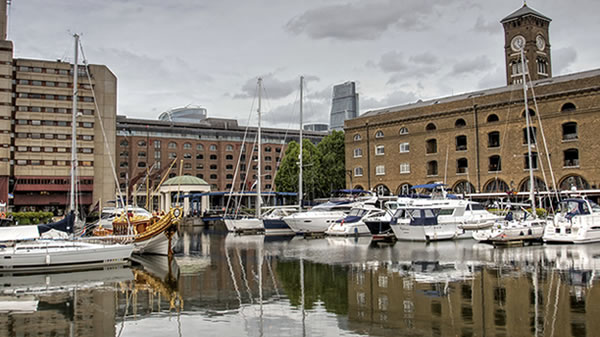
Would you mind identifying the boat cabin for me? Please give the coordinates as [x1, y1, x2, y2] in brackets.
[391, 208, 439, 226]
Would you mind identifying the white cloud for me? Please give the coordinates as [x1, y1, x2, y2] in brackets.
[553, 47, 578, 75]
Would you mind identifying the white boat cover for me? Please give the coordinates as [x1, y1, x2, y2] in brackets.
[0, 225, 40, 241]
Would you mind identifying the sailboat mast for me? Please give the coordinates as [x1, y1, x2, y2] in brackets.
[257, 78, 262, 218]
[520, 47, 537, 212]
[69, 34, 79, 214]
[299, 76, 303, 210]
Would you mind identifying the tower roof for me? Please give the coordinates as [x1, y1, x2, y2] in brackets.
[501, 3, 551, 23]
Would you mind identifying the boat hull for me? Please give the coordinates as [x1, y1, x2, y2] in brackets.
[543, 222, 600, 244]
[472, 220, 545, 242]
[325, 221, 371, 236]
[390, 223, 457, 241]
[283, 211, 346, 234]
[0, 240, 133, 272]
[263, 219, 294, 236]
[224, 218, 264, 232]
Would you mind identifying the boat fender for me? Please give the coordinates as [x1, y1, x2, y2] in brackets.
[45, 254, 51, 265]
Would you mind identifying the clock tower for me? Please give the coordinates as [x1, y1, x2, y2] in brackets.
[501, 3, 552, 85]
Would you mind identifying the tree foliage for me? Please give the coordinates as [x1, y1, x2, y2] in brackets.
[275, 131, 346, 201]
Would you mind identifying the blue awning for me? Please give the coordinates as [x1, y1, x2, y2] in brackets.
[411, 183, 446, 190]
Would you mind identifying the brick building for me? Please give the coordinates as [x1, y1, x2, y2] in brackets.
[116, 115, 326, 206]
[345, 4, 600, 198]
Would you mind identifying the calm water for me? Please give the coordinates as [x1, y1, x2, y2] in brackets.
[1, 227, 599, 337]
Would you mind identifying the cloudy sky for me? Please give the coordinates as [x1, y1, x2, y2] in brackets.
[8, 0, 600, 128]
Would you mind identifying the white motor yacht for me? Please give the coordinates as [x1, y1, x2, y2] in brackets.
[325, 204, 381, 236]
[472, 208, 545, 243]
[390, 206, 458, 241]
[543, 198, 600, 243]
[283, 201, 357, 234]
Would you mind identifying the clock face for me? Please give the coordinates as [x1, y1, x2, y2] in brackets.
[536, 35, 546, 51]
[511, 35, 526, 51]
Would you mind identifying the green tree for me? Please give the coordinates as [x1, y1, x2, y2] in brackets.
[275, 139, 320, 201]
[315, 130, 346, 198]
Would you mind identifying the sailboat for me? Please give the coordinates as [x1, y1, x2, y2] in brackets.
[473, 46, 546, 243]
[0, 34, 134, 271]
[224, 78, 265, 232]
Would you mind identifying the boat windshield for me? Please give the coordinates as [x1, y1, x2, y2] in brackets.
[590, 201, 600, 213]
[348, 208, 369, 217]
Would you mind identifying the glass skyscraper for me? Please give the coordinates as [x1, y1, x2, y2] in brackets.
[329, 81, 359, 131]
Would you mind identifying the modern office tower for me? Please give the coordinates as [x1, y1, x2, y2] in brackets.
[303, 123, 329, 132]
[330, 81, 359, 131]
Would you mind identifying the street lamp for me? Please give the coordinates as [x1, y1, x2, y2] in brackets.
[346, 169, 353, 189]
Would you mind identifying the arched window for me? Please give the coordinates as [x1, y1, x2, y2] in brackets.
[559, 175, 590, 190]
[226, 174, 234, 179]
[522, 109, 536, 118]
[561, 102, 576, 112]
[265, 175, 272, 180]
[184, 163, 192, 169]
[455, 119, 466, 128]
[137, 140, 146, 147]
[354, 167, 363, 176]
[353, 134, 362, 141]
[488, 131, 500, 148]
[564, 149, 579, 167]
[226, 154, 233, 160]
[375, 130, 384, 138]
[137, 162, 146, 168]
[210, 174, 217, 180]
[455, 135, 467, 151]
[456, 158, 468, 174]
[196, 144, 204, 151]
[426, 123, 436, 131]
[210, 154, 217, 160]
[487, 114, 499, 123]
[519, 177, 547, 192]
[374, 184, 390, 196]
[562, 122, 578, 141]
[489, 155, 501, 172]
[265, 146, 272, 152]
[183, 143, 192, 149]
[210, 164, 217, 170]
[452, 180, 475, 194]
[226, 144, 234, 151]
[522, 127, 537, 145]
[399, 127, 409, 135]
[120, 140, 128, 147]
[353, 148, 363, 158]
[196, 163, 204, 170]
[265, 165, 272, 171]
[168, 142, 177, 149]
[183, 153, 191, 159]
[196, 153, 204, 160]
[426, 139, 437, 154]
[209, 144, 217, 151]
[196, 173, 204, 179]
[427, 161, 438, 176]
[483, 178, 509, 193]
[398, 183, 412, 195]
[226, 164, 233, 170]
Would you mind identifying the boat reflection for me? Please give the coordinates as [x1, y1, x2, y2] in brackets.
[0, 267, 133, 336]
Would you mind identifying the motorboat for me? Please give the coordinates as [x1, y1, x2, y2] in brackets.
[262, 206, 298, 236]
[543, 198, 600, 243]
[440, 200, 501, 239]
[390, 206, 457, 241]
[363, 201, 398, 239]
[224, 216, 264, 233]
[325, 204, 381, 236]
[283, 190, 377, 234]
[472, 208, 545, 243]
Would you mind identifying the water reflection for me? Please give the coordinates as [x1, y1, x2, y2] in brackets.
[1, 230, 600, 336]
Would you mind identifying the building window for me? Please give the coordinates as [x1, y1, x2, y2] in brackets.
[265, 165, 272, 171]
[375, 145, 385, 156]
[354, 148, 363, 158]
[524, 152, 539, 170]
[399, 127, 409, 135]
[455, 119, 466, 128]
[210, 154, 217, 160]
[487, 114, 499, 123]
[353, 134, 362, 141]
[522, 127, 537, 145]
[196, 164, 204, 170]
[210, 164, 217, 170]
[427, 161, 438, 176]
[265, 146, 271, 152]
[226, 144, 234, 151]
[488, 131, 500, 148]
[265, 156, 272, 161]
[354, 167, 363, 176]
[537, 58, 548, 75]
[562, 122, 578, 141]
[275, 147, 282, 153]
[183, 142, 192, 149]
[138, 151, 146, 158]
[457, 158, 468, 174]
[168, 142, 177, 149]
[153, 140, 160, 149]
[154, 151, 160, 159]
[210, 174, 217, 180]
[399, 142, 409, 153]
[375, 165, 385, 176]
[183, 153, 192, 159]
[522, 109, 536, 118]
[489, 155, 501, 172]
[120, 140, 128, 147]
[375, 130, 384, 138]
[426, 139, 437, 154]
[226, 164, 233, 170]
[169, 152, 177, 159]
[210, 144, 217, 151]
[196, 153, 204, 160]
[456, 135, 467, 151]
[265, 175, 272, 180]
[226, 154, 233, 160]
[564, 149, 579, 167]
[137, 162, 146, 168]
[561, 102, 576, 112]
[197, 144, 204, 151]
[226, 174, 234, 179]
[184, 163, 192, 169]
[426, 123, 436, 131]
[400, 163, 410, 174]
